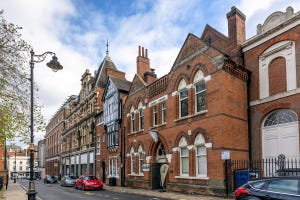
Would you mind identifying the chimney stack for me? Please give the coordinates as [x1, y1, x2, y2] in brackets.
[226, 6, 246, 46]
[137, 46, 151, 80]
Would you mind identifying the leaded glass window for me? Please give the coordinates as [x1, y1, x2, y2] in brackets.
[264, 109, 298, 127]
[138, 102, 144, 130]
[180, 90, 188, 117]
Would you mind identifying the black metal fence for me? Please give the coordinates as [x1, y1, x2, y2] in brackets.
[225, 156, 300, 195]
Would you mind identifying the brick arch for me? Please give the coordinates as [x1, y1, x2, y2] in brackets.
[148, 132, 170, 157]
[191, 63, 209, 79]
[172, 74, 190, 91]
[191, 127, 209, 142]
[127, 142, 137, 153]
[136, 141, 145, 152]
[174, 131, 188, 146]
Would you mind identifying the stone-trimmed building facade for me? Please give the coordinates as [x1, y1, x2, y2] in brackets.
[123, 7, 250, 195]
[243, 6, 300, 161]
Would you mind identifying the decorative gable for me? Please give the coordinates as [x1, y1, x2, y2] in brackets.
[128, 75, 146, 96]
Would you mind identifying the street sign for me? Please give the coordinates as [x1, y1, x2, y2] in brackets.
[221, 151, 230, 160]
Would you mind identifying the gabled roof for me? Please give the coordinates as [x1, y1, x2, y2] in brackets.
[101, 76, 131, 102]
[94, 52, 117, 88]
[110, 76, 131, 93]
[127, 74, 147, 96]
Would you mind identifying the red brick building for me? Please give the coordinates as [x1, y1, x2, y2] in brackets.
[243, 6, 300, 161]
[123, 7, 249, 195]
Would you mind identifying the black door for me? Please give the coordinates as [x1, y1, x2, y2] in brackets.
[102, 161, 106, 183]
[152, 163, 162, 190]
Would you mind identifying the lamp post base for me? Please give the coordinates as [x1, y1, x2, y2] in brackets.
[27, 180, 37, 200]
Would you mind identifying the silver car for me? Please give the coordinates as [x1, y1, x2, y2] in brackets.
[60, 175, 77, 187]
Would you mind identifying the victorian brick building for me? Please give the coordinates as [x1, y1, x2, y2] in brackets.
[123, 7, 249, 195]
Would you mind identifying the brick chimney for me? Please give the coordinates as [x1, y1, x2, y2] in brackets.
[137, 46, 151, 78]
[226, 6, 246, 46]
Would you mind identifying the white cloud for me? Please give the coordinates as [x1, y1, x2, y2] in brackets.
[2, 0, 299, 148]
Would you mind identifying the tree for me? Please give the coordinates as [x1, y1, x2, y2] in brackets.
[0, 10, 45, 144]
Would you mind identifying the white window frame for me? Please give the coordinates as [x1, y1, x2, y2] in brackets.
[138, 145, 144, 175]
[130, 106, 135, 133]
[194, 70, 206, 113]
[130, 147, 135, 174]
[153, 106, 157, 126]
[195, 134, 207, 177]
[161, 102, 166, 124]
[138, 102, 144, 131]
[178, 79, 188, 118]
[179, 137, 189, 176]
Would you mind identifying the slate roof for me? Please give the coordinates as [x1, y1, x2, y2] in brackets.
[94, 52, 117, 88]
[110, 76, 131, 93]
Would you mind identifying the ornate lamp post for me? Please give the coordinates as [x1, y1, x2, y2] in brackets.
[28, 50, 63, 200]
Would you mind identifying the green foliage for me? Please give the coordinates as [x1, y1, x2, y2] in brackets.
[0, 10, 45, 144]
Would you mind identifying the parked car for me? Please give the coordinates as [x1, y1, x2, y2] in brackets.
[61, 175, 77, 187]
[235, 176, 300, 200]
[75, 174, 103, 190]
[44, 175, 57, 184]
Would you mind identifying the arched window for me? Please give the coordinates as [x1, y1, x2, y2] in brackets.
[138, 145, 144, 174]
[264, 109, 298, 127]
[178, 79, 188, 118]
[179, 137, 189, 176]
[193, 70, 206, 113]
[130, 106, 135, 133]
[130, 147, 135, 174]
[138, 102, 144, 131]
[194, 134, 207, 177]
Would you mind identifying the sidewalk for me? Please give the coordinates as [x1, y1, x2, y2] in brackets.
[3, 180, 27, 200]
[104, 185, 232, 200]
[3, 180, 232, 200]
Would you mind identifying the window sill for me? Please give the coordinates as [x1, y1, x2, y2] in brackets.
[149, 123, 167, 129]
[127, 174, 144, 177]
[174, 110, 208, 122]
[108, 175, 119, 178]
[175, 175, 209, 180]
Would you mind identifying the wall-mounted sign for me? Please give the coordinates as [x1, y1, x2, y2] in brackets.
[221, 151, 230, 160]
[142, 164, 150, 171]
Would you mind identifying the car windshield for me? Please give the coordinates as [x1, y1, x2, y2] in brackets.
[84, 176, 97, 180]
[68, 176, 77, 179]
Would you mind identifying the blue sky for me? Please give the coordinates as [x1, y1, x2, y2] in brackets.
[1, 0, 300, 147]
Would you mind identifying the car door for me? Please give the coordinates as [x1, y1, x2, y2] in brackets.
[77, 176, 83, 187]
[265, 179, 300, 200]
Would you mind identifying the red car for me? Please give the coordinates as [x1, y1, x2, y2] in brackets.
[75, 174, 103, 191]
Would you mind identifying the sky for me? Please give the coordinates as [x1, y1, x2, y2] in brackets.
[1, 0, 300, 148]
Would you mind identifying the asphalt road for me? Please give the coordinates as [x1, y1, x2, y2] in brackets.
[18, 179, 168, 200]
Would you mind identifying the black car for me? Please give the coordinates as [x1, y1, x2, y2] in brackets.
[44, 175, 57, 184]
[235, 176, 300, 200]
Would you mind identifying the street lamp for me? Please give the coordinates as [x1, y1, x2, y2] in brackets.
[28, 49, 63, 200]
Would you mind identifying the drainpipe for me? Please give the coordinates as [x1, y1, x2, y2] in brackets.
[247, 70, 252, 161]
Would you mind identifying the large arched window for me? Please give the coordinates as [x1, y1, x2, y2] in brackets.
[179, 137, 189, 176]
[138, 102, 144, 131]
[130, 106, 135, 133]
[194, 134, 207, 177]
[138, 145, 144, 175]
[194, 70, 206, 113]
[264, 109, 297, 127]
[130, 147, 135, 174]
[178, 79, 188, 118]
